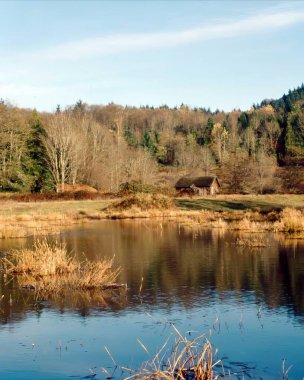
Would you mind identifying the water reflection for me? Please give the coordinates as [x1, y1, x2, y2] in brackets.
[65, 221, 304, 316]
[0, 220, 304, 379]
[1, 220, 304, 321]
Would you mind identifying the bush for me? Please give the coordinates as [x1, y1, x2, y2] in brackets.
[118, 180, 177, 198]
[111, 193, 175, 211]
[118, 180, 154, 196]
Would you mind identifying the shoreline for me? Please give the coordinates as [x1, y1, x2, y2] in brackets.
[0, 194, 304, 239]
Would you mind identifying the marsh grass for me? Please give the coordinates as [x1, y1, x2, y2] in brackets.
[276, 208, 304, 233]
[174, 207, 304, 237]
[1, 239, 122, 293]
[3, 240, 76, 276]
[127, 327, 222, 380]
[123, 325, 293, 380]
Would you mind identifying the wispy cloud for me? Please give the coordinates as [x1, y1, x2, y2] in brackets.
[41, 9, 304, 60]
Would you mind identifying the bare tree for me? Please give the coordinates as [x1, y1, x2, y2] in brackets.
[221, 152, 251, 193]
[211, 123, 229, 163]
[250, 152, 277, 194]
[200, 146, 215, 175]
[43, 113, 77, 192]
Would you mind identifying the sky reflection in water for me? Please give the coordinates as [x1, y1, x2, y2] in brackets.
[0, 220, 303, 379]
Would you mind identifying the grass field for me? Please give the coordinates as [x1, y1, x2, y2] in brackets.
[177, 194, 304, 212]
[0, 199, 113, 238]
[0, 199, 112, 219]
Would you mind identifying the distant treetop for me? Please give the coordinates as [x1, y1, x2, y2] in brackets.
[258, 84, 304, 111]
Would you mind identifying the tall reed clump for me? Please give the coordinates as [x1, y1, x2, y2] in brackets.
[128, 328, 222, 380]
[277, 208, 304, 233]
[1, 239, 121, 292]
[3, 240, 77, 276]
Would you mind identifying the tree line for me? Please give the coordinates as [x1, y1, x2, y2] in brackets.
[0, 85, 303, 194]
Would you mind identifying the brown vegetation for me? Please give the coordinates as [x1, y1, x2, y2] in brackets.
[128, 328, 221, 380]
[110, 193, 175, 212]
[172, 207, 304, 236]
[0, 195, 303, 239]
[1, 87, 304, 195]
[1, 191, 109, 202]
[1, 239, 122, 293]
[56, 183, 98, 193]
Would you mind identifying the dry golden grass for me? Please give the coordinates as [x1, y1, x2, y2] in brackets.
[174, 207, 304, 237]
[128, 327, 221, 380]
[0, 199, 111, 238]
[274, 208, 304, 233]
[1, 239, 121, 292]
[3, 240, 76, 276]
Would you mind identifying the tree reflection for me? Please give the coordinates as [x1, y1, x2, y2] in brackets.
[1, 221, 304, 325]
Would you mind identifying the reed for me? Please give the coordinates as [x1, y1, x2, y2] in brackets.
[3, 239, 76, 276]
[128, 328, 221, 380]
[1, 239, 121, 292]
[276, 208, 304, 233]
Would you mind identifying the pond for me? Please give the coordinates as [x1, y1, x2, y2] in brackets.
[0, 220, 304, 379]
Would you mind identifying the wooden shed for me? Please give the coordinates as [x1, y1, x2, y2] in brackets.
[175, 176, 220, 196]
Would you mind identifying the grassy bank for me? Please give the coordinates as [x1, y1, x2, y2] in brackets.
[0, 194, 303, 238]
[0, 199, 112, 238]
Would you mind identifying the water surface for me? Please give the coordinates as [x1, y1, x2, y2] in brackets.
[0, 220, 304, 379]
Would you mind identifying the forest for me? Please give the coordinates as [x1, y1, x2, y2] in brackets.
[0, 84, 304, 194]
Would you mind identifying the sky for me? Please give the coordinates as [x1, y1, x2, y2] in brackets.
[0, 0, 304, 112]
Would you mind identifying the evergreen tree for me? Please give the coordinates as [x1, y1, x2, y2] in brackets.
[26, 111, 53, 192]
[124, 127, 137, 147]
[239, 112, 249, 129]
[142, 130, 156, 154]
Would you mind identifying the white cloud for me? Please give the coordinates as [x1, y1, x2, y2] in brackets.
[40, 9, 304, 60]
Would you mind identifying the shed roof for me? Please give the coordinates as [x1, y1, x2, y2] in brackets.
[175, 176, 220, 189]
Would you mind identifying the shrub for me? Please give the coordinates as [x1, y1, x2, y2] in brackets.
[118, 180, 154, 196]
[111, 193, 175, 211]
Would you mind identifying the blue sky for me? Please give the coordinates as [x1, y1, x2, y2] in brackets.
[0, 0, 304, 112]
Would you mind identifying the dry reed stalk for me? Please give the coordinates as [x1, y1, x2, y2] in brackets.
[3, 239, 76, 276]
[275, 208, 304, 233]
[1, 239, 122, 293]
[128, 330, 222, 380]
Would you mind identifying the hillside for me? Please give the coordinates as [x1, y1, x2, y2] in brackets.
[0, 85, 303, 194]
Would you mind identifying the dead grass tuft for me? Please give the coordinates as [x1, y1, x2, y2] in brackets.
[3, 240, 76, 276]
[276, 208, 304, 233]
[1, 239, 121, 292]
[128, 328, 221, 380]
